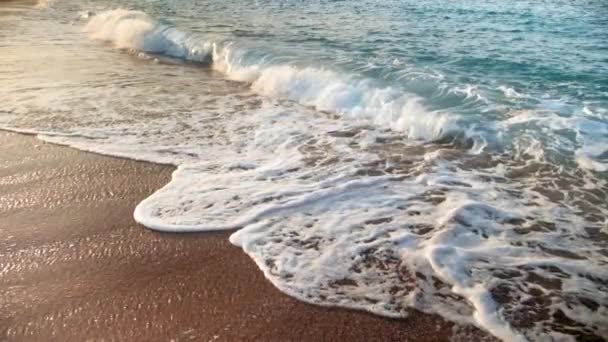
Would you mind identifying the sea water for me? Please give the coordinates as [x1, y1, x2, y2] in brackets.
[1, 0, 607, 340]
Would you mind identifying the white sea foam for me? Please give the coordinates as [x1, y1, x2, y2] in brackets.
[497, 86, 525, 99]
[576, 152, 608, 172]
[1, 6, 607, 341]
[85, 9, 212, 62]
[501, 110, 608, 171]
[85, 9, 459, 142]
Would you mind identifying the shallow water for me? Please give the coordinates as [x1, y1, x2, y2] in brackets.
[1, 0, 607, 340]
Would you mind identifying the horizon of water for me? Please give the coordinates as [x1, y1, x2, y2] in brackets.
[1, 0, 607, 340]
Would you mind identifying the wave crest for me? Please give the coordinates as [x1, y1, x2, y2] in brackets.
[85, 9, 460, 142]
[85, 9, 212, 62]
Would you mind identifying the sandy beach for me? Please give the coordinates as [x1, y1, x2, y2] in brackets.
[0, 131, 493, 341]
[3, 0, 607, 338]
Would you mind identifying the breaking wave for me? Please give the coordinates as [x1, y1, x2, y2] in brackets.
[85, 9, 459, 142]
[2, 5, 604, 341]
[77, 9, 608, 342]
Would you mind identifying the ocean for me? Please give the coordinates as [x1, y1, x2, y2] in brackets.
[1, 0, 607, 340]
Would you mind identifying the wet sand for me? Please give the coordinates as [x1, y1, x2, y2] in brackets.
[0, 131, 491, 341]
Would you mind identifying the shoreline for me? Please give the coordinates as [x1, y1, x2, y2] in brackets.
[0, 131, 492, 341]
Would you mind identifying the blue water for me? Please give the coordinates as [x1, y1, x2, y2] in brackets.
[1, 0, 607, 340]
[101, 0, 608, 104]
[75, 0, 608, 165]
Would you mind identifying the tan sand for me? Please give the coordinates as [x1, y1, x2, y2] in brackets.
[0, 131, 492, 341]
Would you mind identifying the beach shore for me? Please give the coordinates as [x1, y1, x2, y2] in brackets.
[0, 131, 492, 341]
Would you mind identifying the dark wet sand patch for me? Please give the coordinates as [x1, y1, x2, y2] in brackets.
[0, 131, 493, 341]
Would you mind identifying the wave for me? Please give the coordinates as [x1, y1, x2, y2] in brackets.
[85, 9, 459, 143]
[85, 9, 212, 62]
[74, 9, 608, 342]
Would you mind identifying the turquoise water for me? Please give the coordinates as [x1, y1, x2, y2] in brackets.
[1, 0, 607, 340]
[75, 0, 608, 166]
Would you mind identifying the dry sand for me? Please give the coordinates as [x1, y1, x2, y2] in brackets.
[0, 131, 492, 341]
